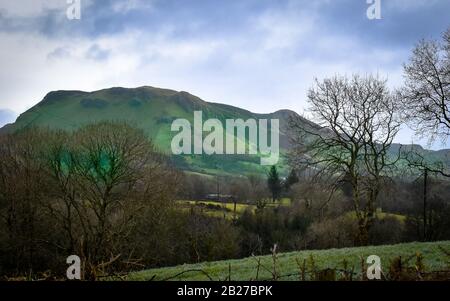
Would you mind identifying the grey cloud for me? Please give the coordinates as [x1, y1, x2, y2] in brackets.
[85, 44, 110, 61]
[47, 46, 72, 60]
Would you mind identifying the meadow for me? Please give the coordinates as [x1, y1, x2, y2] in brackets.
[128, 241, 450, 281]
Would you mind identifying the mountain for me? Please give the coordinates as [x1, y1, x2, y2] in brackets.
[1, 86, 302, 175]
[2, 86, 449, 177]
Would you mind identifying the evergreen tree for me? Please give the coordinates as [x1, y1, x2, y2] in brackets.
[267, 165, 281, 202]
[284, 168, 299, 191]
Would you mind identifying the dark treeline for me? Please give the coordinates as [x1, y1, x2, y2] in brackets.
[0, 123, 239, 279]
[182, 170, 450, 251]
[1, 124, 450, 280]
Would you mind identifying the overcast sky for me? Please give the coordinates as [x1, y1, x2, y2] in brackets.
[0, 0, 449, 148]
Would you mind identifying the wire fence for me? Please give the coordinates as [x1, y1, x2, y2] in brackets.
[144, 245, 450, 282]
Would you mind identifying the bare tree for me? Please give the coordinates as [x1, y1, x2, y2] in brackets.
[0, 128, 54, 274]
[288, 74, 401, 245]
[402, 27, 450, 144]
[401, 27, 450, 177]
[47, 122, 178, 279]
[247, 174, 270, 210]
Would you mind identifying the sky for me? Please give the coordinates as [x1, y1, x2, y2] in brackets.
[0, 0, 449, 148]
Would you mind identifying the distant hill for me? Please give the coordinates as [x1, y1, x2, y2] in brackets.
[1, 86, 307, 175]
[1, 86, 449, 176]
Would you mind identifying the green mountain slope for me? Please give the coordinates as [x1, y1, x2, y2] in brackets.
[2, 86, 301, 175]
[2, 86, 449, 176]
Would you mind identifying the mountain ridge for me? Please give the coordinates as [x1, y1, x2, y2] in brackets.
[1, 86, 298, 175]
[1, 86, 449, 176]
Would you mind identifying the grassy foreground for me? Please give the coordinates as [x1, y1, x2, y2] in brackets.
[127, 241, 450, 281]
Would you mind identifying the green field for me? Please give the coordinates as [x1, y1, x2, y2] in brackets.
[127, 241, 450, 281]
[346, 210, 407, 222]
[177, 199, 292, 219]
